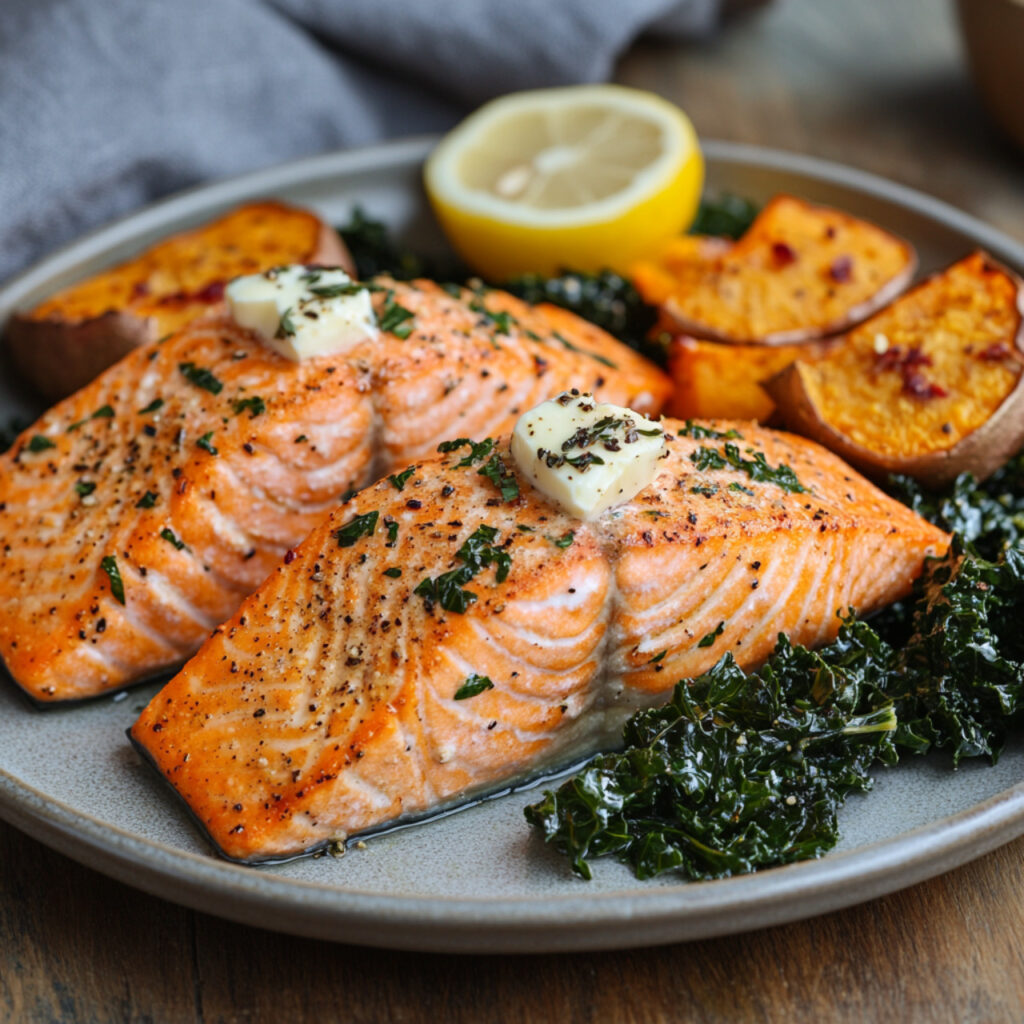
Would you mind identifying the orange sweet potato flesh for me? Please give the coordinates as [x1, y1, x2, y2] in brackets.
[668, 335, 839, 422]
[6, 200, 353, 400]
[765, 251, 1024, 486]
[636, 195, 917, 345]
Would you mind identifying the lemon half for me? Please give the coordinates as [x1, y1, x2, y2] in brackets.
[424, 85, 704, 281]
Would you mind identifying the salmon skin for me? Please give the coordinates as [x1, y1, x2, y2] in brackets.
[130, 420, 948, 863]
[0, 279, 669, 703]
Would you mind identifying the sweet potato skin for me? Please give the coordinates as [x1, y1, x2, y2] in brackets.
[6, 203, 352, 401]
[640, 195, 917, 346]
[765, 252, 1024, 486]
[668, 335, 840, 422]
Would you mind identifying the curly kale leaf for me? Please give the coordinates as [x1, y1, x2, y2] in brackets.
[690, 193, 760, 239]
[527, 543, 1024, 881]
[502, 270, 658, 353]
[888, 541, 1024, 763]
[337, 207, 464, 282]
[886, 452, 1024, 559]
[526, 622, 898, 881]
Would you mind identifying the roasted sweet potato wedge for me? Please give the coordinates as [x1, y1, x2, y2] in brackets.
[765, 252, 1024, 486]
[636, 195, 917, 345]
[6, 201, 352, 400]
[630, 235, 731, 306]
[668, 335, 840, 422]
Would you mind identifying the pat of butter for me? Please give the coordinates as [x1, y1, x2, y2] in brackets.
[225, 265, 378, 361]
[511, 392, 667, 520]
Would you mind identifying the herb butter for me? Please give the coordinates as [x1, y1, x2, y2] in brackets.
[511, 392, 667, 520]
[225, 265, 377, 362]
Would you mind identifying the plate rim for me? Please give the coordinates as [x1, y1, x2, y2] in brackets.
[2, 136, 1024, 953]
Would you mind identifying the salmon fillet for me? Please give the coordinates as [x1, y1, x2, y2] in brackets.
[0, 280, 668, 702]
[130, 420, 948, 863]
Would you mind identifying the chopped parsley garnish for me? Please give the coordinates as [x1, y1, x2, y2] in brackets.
[68, 404, 118, 431]
[437, 437, 495, 467]
[677, 421, 743, 441]
[552, 331, 618, 369]
[294, 434, 308, 443]
[383, 567, 402, 578]
[26, 435, 55, 452]
[160, 527, 187, 551]
[178, 362, 223, 395]
[309, 282, 365, 298]
[690, 482, 719, 497]
[196, 431, 218, 455]
[690, 442, 807, 494]
[335, 511, 379, 547]
[413, 566, 478, 614]
[729, 482, 755, 496]
[536, 412, 657, 473]
[414, 524, 511, 614]
[385, 520, 399, 546]
[377, 296, 415, 338]
[136, 491, 159, 509]
[100, 556, 125, 605]
[138, 398, 164, 415]
[456, 524, 511, 582]
[690, 447, 727, 472]
[388, 466, 416, 491]
[698, 621, 725, 647]
[468, 298, 516, 335]
[232, 396, 266, 418]
[478, 452, 519, 502]
[516, 524, 534, 533]
[549, 531, 575, 549]
[276, 307, 296, 339]
[69, 405, 118, 432]
[648, 650, 667, 664]
[75, 481, 96, 497]
[454, 674, 495, 700]
[565, 451, 605, 471]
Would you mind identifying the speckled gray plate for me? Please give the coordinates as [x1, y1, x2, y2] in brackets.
[2, 139, 1024, 954]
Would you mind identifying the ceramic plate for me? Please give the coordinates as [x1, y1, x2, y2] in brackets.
[2, 139, 1024, 954]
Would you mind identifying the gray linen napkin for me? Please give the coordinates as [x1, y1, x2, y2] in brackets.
[0, 0, 721, 284]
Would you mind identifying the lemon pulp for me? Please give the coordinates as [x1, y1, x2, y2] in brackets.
[424, 85, 704, 280]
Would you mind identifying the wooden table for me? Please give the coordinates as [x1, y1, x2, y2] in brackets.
[4, 0, 1024, 1020]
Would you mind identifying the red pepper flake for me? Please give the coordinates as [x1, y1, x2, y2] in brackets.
[829, 255, 854, 283]
[874, 346, 945, 399]
[194, 280, 226, 303]
[979, 342, 1012, 361]
[771, 241, 798, 266]
[874, 345, 932, 372]
[903, 371, 948, 400]
[283, 548, 299, 565]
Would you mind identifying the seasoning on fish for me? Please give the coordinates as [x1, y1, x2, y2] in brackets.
[0, 280, 669, 702]
[130, 416, 947, 863]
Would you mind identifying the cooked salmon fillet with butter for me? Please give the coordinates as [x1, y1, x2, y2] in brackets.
[131, 419, 947, 862]
[0, 279, 668, 702]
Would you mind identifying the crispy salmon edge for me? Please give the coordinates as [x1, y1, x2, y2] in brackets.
[0, 658, 182, 711]
[125, 725, 599, 866]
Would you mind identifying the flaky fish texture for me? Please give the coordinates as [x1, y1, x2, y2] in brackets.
[0, 280, 668, 701]
[131, 420, 948, 862]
